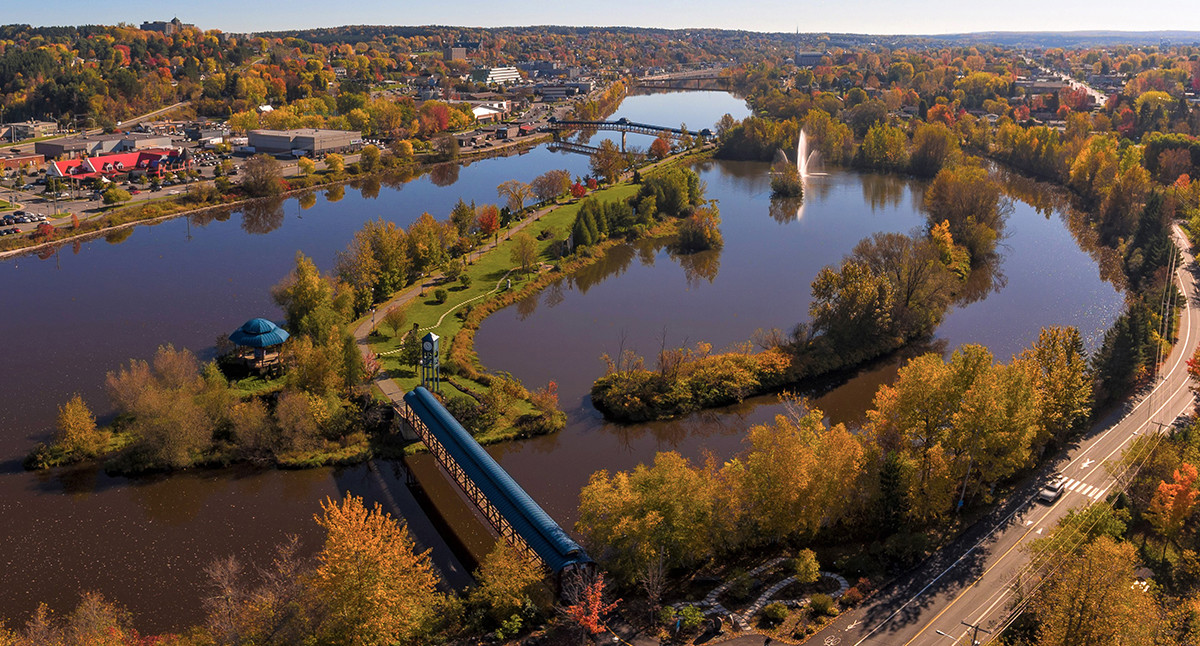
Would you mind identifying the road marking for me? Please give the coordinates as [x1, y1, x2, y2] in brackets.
[1036, 528, 1044, 535]
[1066, 480, 1081, 492]
[846, 619, 862, 631]
[1079, 485, 1095, 497]
[1024, 520, 1033, 526]
[1082, 459, 1095, 468]
[889, 230, 1198, 646]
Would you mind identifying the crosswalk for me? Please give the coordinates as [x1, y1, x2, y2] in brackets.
[1060, 477, 1110, 501]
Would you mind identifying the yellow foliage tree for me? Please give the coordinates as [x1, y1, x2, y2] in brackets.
[313, 494, 443, 646]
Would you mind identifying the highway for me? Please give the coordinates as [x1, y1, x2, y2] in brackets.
[806, 223, 1200, 646]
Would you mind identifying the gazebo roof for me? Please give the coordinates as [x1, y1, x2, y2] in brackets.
[229, 317, 290, 348]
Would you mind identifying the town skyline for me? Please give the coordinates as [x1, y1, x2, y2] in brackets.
[8, 0, 1200, 37]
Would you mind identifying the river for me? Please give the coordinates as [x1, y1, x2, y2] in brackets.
[0, 89, 1123, 631]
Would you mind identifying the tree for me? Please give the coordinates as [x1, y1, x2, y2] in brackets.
[1147, 463, 1199, 547]
[590, 139, 625, 184]
[297, 156, 316, 176]
[324, 153, 345, 174]
[313, 494, 443, 646]
[810, 260, 897, 353]
[272, 251, 349, 341]
[649, 135, 671, 160]
[576, 452, 715, 583]
[101, 187, 131, 205]
[1020, 326, 1092, 452]
[382, 307, 407, 338]
[563, 572, 620, 636]
[924, 164, 1007, 264]
[1033, 536, 1160, 646]
[359, 144, 380, 172]
[52, 394, 106, 459]
[510, 232, 538, 274]
[497, 179, 532, 214]
[476, 204, 500, 236]
[449, 198, 475, 237]
[531, 169, 571, 203]
[242, 154, 284, 197]
[471, 541, 544, 622]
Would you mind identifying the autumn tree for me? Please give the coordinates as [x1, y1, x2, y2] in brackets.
[359, 144, 380, 172]
[531, 169, 571, 204]
[101, 187, 132, 205]
[1147, 463, 1199, 548]
[576, 451, 715, 583]
[590, 139, 625, 185]
[1032, 536, 1161, 646]
[923, 163, 1008, 264]
[324, 153, 345, 174]
[476, 204, 500, 236]
[273, 251, 351, 342]
[242, 154, 284, 198]
[649, 135, 671, 160]
[509, 232, 538, 275]
[497, 179, 532, 214]
[470, 541, 545, 622]
[382, 307, 407, 338]
[51, 394, 107, 460]
[562, 572, 620, 636]
[312, 494, 443, 646]
[297, 156, 316, 176]
[1019, 326, 1092, 452]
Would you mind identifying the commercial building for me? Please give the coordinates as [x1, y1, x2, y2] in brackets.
[0, 149, 44, 171]
[470, 66, 522, 85]
[247, 129, 358, 156]
[795, 51, 826, 67]
[0, 120, 58, 142]
[47, 148, 193, 180]
[35, 133, 174, 160]
[444, 46, 467, 62]
[141, 18, 195, 34]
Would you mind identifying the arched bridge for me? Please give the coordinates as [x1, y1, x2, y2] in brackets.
[399, 387, 593, 593]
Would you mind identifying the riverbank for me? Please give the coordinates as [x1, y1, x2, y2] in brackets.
[357, 149, 711, 447]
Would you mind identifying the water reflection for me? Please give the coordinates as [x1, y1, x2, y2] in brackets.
[298, 191, 317, 210]
[769, 196, 804, 224]
[104, 228, 134, 245]
[240, 198, 286, 235]
[430, 162, 460, 187]
[860, 173, 909, 211]
[675, 248, 721, 288]
[324, 184, 345, 202]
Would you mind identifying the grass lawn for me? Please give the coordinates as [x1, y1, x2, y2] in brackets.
[365, 182, 640, 441]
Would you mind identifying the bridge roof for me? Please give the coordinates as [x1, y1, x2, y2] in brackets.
[403, 387, 592, 574]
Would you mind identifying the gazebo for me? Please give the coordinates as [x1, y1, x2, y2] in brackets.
[229, 318, 290, 374]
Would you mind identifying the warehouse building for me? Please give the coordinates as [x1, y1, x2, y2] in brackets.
[246, 129, 358, 156]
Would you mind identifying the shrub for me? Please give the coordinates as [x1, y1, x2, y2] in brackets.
[790, 549, 821, 584]
[657, 607, 676, 627]
[727, 570, 754, 603]
[459, 274, 472, 289]
[434, 288, 448, 304]
[762, 602, 788, 624]
[841, 587, 864, 606]
[678, 605, 705, 630]
[809, 593, 836, 617]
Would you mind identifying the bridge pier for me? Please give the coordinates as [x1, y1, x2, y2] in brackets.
[621, 131, 626, 152]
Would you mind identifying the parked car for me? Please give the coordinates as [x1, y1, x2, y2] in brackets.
[1038, 474, 1067, 504]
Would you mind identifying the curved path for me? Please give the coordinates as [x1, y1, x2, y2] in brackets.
[802, 223, 1200, 646]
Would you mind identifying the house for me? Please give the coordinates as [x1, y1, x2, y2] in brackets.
[471, 106, 505, 124]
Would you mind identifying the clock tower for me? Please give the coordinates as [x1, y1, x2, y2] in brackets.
[420, 332, 440, 393]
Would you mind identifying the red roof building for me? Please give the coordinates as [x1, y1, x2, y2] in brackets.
[48, 148, 192, 180]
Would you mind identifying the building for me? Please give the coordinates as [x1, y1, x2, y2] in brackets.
[444, 47, 467, 62]
[141, 18, 195, 34]
[35, 133, 174, 160]
[0, 120, 57, 142]
[471, 106, 505, 124]
[0, 149, 44, 172]
[470, 66, 522, 85]
[247, 129, 358, 156]
[47, 148, 192, 180]
[795, 51, 826, 67]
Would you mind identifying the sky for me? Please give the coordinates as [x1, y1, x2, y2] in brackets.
[5, 0, 1200, 35]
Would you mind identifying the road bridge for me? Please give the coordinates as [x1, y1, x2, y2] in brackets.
[547, 140, 647, 158]
[398, 387, 594, 594]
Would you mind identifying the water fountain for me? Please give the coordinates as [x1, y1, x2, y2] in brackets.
[796, 129, 822, 180]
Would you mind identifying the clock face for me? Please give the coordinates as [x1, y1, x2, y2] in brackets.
[422, 341, 433, 352]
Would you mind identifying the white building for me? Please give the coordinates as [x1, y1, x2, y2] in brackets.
[470, 66, 522, 85]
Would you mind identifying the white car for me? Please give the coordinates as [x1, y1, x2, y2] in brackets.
[1038, 474, 1067, 504]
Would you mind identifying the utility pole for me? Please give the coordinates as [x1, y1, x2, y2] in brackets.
[961, 620, 991, 645]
